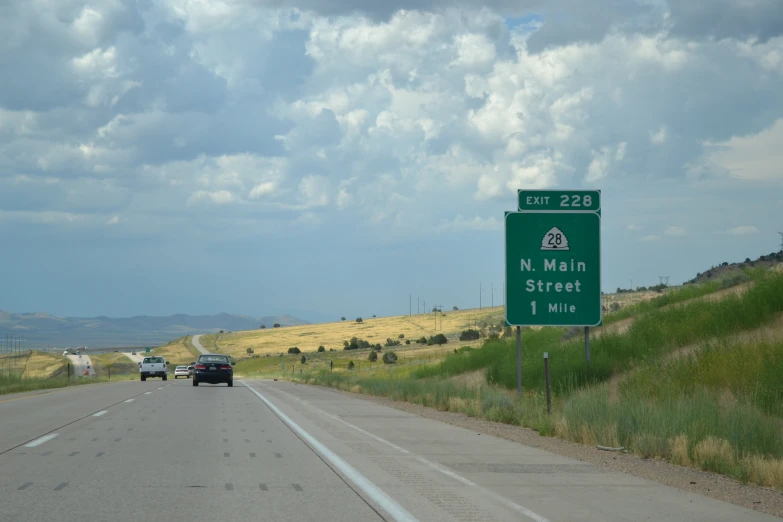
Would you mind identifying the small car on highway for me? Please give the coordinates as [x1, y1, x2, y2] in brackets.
[174, 365, 191, 379]
[192, 354, 233, 387]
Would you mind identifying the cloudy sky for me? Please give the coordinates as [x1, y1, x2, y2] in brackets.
[1, 0, 782, 322]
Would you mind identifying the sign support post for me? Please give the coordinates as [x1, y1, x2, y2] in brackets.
[585, 326, 591, 366]
[516, 326, 522, 395]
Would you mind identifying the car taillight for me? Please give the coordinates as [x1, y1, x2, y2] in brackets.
[194, 364, 206, 370]
[220, 365, 232, 370]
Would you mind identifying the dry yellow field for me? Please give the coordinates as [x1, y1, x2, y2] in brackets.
[20, 352, 69, 378]
[151, 337, 200, 365]
[204, 306, 507, 358]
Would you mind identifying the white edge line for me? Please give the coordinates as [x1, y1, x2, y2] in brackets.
[144, 392, 152, 395]
[93, 410, 108, 417]
[124, 399, 135, 403]
[241, 381, 418, 522]
[25, 434, 58, 448]
[257, 382, 549, 522]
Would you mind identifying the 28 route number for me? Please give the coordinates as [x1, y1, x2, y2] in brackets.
[560, 194, 592, 208]
[546, 232, 563, 248]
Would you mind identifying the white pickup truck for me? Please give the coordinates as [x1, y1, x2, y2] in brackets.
[140, 356, 168, 382]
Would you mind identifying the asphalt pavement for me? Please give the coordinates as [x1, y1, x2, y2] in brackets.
[64, 354, 95, 377]
[191, 334, 209, 355]
[1, 378, 780, 522]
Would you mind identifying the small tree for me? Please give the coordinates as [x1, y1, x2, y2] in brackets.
[372, 315, 376, 318]
[398, 333, 404, 339]
[260, 325, 266, 329]
[405, 339, 410, 345]
[347, 360, 355, 370]
[219, 330, 224, 333]
[246, 347, 254, 354]
[356, 317, 363, 323]
[341, 317, 346, 321]
[287, 347, 301, 354]
[453, 306, 458, 311]
[375, 344, 382, 350]
[317, 346, 325, 352]
[428, 333, 448, 345]
[382, 351, 398, 364]
[301, 355, 306, 364]
[273, 323, 281, 328]
[368, 351, 378, 362]
[417, 336, 427, 344]
[459, 329, 480, 341]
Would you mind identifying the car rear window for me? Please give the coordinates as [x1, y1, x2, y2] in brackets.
[143, 357, 164, 364]
[198, 355, 230, 364]
[176, 366, 187, 369]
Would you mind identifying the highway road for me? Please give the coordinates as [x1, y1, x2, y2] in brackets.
[64, 354, 95, 377]
[1, 379, 780, 522]
[121, 351, 144, 365]
[191, 334, 208, 354]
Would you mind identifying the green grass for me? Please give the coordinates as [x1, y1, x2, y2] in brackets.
[479, 271, 783, 393]
[601, 267, 761, 325]
[0, 371, 141, 396]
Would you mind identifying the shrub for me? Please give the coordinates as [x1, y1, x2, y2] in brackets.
[375, 344, 382, 350]
[459, 329, 480, 341]
[372, 315, 376, 318]
[398, 334, 405, 339]
[385, 338, 401, 347]
[382, 351, 398, 364]
[453, 306, 459, 311]
[344, 336, 371, 350]
[428, 333, 448, 345]
[348, 361, 354, 370]
[341, 317, 346, 321]
[368, 351, 378, 362]
[610, 302, 621, 312]
[246, 348, 254, 354]
[260, 325, 266, 329]
[219, 330, 224, 333]
[317, 346, 325, 352]
[417, 336, 428, 344]
[287, 347, 301, 354]
[273, 323, 281, 328]
[356, 317, 363, 323]
[405, 340, 411, 345]
[300, 355, 306, 364]
[329, 348, 334, 352]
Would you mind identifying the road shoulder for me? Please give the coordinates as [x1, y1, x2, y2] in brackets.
[288, 380, 783, 519]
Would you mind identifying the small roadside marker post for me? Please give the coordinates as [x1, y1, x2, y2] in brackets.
[544, 352, 551, 415]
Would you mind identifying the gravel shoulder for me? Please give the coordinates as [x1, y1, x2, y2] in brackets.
[295, 381, 783, 519]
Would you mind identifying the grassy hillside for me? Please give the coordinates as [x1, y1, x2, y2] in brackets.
[284, 269, 783, 489]
[201, 306, 508, 358]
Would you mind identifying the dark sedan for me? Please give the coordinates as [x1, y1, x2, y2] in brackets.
[193, 355, 233, 387]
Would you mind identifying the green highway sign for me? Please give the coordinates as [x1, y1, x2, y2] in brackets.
[145, 347, 150, 353]
[505, 209, 601, 327]
[518, 189, 600, 212]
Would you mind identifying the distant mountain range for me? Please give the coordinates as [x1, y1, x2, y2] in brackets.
[0, 311, 309, 349]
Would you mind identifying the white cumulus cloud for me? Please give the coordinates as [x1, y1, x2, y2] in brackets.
[726, 225, 760, 235]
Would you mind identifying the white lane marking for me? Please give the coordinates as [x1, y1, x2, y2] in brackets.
[257, 382, 549, 522]
[93, 410, 108, 417]
[124, 399, 135, 403]
[144, 392, 152, 395]
[25, 434, 58, 448]
[242, 381, 418, 522]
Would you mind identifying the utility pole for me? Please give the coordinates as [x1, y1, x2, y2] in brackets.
[409, 295, 411, 317]
[779, 232, 783, 252]
[491, 283, 494, 308]
[480, 283, 482, 310]
[423, 300, 426, 314]
[417, 297, 420, 315]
